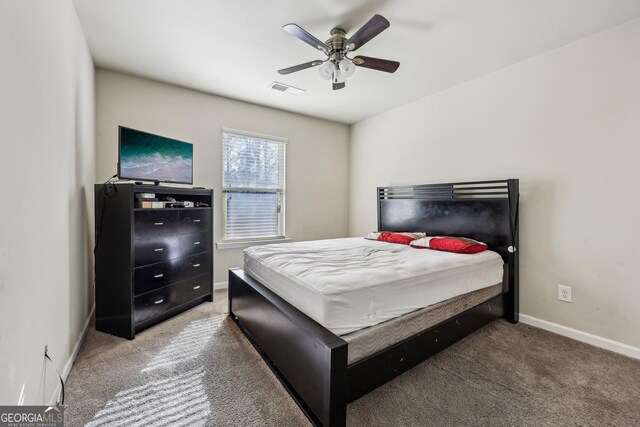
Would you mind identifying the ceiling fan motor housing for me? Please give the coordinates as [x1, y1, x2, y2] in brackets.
[327, 28, 348, 62]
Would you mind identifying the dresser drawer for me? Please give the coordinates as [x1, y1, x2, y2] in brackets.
[134, 275, 211, 324]
[180, 231, 211, 256]
[134, 210, 179, 238]
[134, 235, 180, 267]
[179, 209, 211, 234]
[134, 253, 211, 296]
[179, 274, 211, 301]
[181, 252, 211, 280]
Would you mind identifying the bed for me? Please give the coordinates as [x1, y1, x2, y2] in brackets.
[244, 237, 504, 336]
[228, 179, 519, 426]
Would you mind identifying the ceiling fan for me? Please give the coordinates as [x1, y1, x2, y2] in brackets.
[278, 14, 400, 90]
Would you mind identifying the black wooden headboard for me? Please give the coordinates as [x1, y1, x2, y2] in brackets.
[377, 179, 519, 322]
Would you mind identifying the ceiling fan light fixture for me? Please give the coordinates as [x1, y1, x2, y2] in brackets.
[339, 58, 356, 78]
[318, 61, 334, 80]
[332, 68, 345, 84]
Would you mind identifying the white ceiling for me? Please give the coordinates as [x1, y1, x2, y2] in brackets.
[73, 0, 640, 124]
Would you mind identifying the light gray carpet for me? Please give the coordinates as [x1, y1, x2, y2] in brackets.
[64, 290, 640, 426]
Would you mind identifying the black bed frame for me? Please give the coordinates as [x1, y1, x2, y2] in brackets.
[228, 179, 519, 426]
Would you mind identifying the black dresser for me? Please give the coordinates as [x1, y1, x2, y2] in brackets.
[94, 184, 213, 339]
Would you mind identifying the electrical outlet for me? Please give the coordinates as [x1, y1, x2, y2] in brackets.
[558, 285, 572, 303]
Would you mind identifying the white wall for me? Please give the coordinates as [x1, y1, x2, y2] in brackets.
[95, 69, 350, 283]
[349, 19, 640, 349]
[0, 1, 95, 404]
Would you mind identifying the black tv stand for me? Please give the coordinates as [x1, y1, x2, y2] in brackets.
[94, 183, 214, 339]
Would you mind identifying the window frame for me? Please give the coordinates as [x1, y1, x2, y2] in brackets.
[221, 127, 287, 243]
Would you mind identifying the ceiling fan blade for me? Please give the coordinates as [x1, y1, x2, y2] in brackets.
[278, 60, 324, 75]
[345, 14, 390, 51]
[333, 82, 346, 90]
[283, 24, 329, 51]
[353, 56, 400, 73]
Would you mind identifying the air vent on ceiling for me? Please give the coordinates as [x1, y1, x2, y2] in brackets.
[269, 81, 305, 95]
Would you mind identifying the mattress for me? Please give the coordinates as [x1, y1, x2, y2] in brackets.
[243, 237, 504, 335]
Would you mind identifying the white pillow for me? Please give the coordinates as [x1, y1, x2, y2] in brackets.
[365, 231, 426, 244]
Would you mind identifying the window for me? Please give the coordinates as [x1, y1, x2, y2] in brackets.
[222, 128, 287, 241]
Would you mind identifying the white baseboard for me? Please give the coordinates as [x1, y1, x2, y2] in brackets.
[47, 304, 95, 405]
[519, 314, 640, 360]
[214, 281, 228, 290]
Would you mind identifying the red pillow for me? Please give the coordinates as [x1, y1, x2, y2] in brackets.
[365, 231, 426, 245]
[410, 236, 488, 254]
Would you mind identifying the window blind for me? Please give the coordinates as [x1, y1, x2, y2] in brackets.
[222, 129, 286, 241]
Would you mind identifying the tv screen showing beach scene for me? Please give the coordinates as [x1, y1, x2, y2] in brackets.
[118, 127, 193, 184]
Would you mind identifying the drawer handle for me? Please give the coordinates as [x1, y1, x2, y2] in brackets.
[193, 285, 201, 290]
[153, 274, 164, 278]
[154, 299, 164, 305]
[192, 264, 201, 268]
[154, 248, 164, 252]
[193, 219, 201, 223]
[193, 241, 201, 245]
[154, 222, 164, 226]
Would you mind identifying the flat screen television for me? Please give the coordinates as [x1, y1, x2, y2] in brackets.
[118, 126, 193, 185]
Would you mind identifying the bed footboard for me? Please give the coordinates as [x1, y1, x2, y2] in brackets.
[229, 268, 348, 427]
